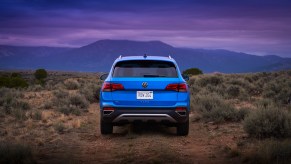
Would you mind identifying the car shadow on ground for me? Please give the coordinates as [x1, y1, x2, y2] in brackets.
[110, 123, 178, 137]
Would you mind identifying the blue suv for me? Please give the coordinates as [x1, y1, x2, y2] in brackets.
[99, 55, 190, 136]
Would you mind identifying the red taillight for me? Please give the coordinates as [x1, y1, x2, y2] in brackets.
[165, 83, 187, 92]
[102, 82, 112, 92]
[111, 83, 124, 91]
[103, 107, 115, 110]
[176, 107, 187, 111]
[165, 84, 179, 91]
[178, 83, 187, 92]
[102, 82, 124, 92]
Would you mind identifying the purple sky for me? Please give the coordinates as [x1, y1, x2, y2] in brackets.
[1, 0, 291, 57]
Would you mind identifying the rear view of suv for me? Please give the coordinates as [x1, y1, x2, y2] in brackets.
[99, 55, 190, 136]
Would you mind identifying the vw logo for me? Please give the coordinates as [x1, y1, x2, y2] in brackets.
[142, 82, 148, 88]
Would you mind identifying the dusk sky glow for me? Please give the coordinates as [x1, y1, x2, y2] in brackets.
[1, 0, 291, 57]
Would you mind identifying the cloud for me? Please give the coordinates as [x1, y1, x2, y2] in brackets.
[0, 0, 291, 56]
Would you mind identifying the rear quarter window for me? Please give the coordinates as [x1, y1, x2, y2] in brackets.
[112, 60, 178, 77]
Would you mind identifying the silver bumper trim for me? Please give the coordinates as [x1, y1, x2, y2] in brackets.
[112, 114, 177, 123]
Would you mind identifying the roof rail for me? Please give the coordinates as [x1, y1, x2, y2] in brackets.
[118, 55, 122, 59]
[168, 55, 172, 59]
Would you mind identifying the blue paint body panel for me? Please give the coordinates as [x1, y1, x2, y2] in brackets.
[99, 56, 190, 124]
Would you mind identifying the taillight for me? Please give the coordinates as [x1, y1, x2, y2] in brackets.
[165, 83, 187, 92]
[178, 83, 187, 92]
[102, 82, 112, 92]
[103, 107, 115, 110]
[176, 107, 187, 111]
[176, 107, 187, 116]
[111, 83, 124, 91]
[102, 82, 124, 92]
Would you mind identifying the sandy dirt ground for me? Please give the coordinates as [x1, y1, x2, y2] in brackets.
[0, 103, 249, 163]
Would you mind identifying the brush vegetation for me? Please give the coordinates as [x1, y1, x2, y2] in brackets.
[0, 69, 291, 163]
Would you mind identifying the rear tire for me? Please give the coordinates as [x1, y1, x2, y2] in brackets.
[100, 119, 113, 134]
[176, 119, 189, 136]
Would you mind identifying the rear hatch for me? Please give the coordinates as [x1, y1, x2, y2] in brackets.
[109, 60, 182, 107]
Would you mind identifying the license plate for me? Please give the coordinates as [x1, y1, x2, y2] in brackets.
[137, 91, 153, 99]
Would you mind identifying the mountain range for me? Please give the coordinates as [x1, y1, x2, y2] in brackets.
[0, 40, 290, 73]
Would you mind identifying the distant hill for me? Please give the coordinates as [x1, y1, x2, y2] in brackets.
[0, 45, 73, 70]
[0, 40, 290, 73]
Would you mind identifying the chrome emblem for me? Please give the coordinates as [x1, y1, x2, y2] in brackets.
[142, 82, 148, 88]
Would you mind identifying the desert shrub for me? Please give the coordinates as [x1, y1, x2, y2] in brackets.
[262, 77, 291, 105]
[187, 77, 196, 86]
[34, 69, 47, 85]
[58, 105, 81, 116]
[228, 78, 245, 86]
[0, 87, 24, 99]
[69, 94, 89, 109]
[183, 68, 203, 75]
[32, 110, 42, 120]
[27, 84, 43, 92]
[11, 72, 21, 78]
[226, 85, 240, 98]
[52, 92, 89, 115]
[44, 80, 55, 90]
[243, 106, 291, 138]
[192, 94, 248, 123]
[0, 88, 29, 117]
[1, 97, 30, 113]
[255, 98, 275, 108]
[0, 77, 28, 88]
[9, 77, 29, 88]
[42, 101, 53, 109]
[34, 69, 47, 80]
[246, 140, 291, 164]
[11, 108, 27, 121]
[263, 82, 280, 98]
[0, 77, 9, 87]
[245, 83, 261, 96]
[0, 142, 34, 164]
[196, 75, 223, 87]
[201, 105, 248, 123]
[53, 89, 69, 99]
[54, 122, 65, 134]
[78, 83, 101, 103]
[64, 79, 80, 90]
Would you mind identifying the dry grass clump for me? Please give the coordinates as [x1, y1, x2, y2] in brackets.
[54, 122, 65, 134]
[53, 89, 69, 99]
[51, 90, 89, 115]
[32, 110, 42, 120]
[78, 82, 101, 103]
[27, 84, 43, 92]
[0, 88, 30, 120]
[64, 79, 80, 90]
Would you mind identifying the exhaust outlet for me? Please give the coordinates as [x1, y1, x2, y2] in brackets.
[103, 110, 114, 115]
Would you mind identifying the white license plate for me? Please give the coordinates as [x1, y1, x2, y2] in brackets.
[137, 91, 153, 99]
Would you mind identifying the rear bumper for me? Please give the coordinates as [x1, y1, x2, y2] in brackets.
[101, 107, 189, 124]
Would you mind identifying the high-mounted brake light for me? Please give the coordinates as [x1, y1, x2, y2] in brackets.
[102, 82, 124, 92]
[165, 83, 187, 92]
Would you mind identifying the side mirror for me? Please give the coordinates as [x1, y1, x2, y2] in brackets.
[100, 73, 109, 80]
[182, 74, 189, 81]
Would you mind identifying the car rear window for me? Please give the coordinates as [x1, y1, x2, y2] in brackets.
[112, 60, 178, 77]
